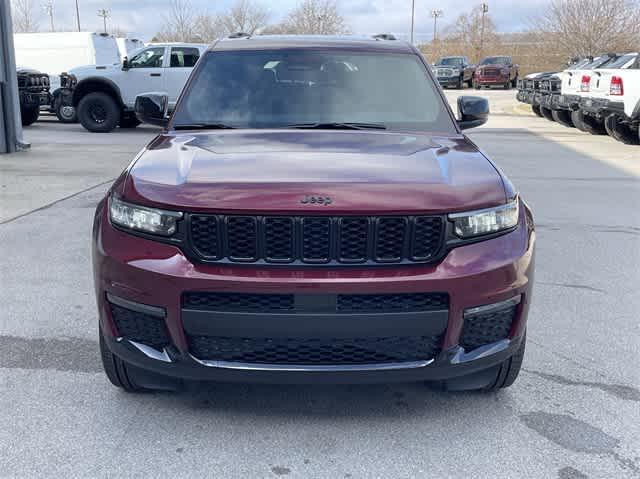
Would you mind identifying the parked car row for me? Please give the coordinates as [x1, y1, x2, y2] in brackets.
[432, 55, 519, 90]
[16, 67, 51, 126]
[516, 52, 639, 144]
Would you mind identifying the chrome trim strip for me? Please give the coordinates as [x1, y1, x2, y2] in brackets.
[128, 340, 173, 363]
[189, 355, 434, 372]
[450, 339, 512, 364]
[106, 293, 166, 318]
[463, 295, 521, 318]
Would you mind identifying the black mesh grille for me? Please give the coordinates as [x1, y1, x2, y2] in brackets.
[459, 305, 517, 351]
[183, 292, 448, 313]
[412, 217, 444, 260]
[190, 215, 219, 258]
[339, 218, 368, 262]
[109, 304, 170, 349]
[183, 292, 294, 312]
[337, 293, 448, 312]
[187, 214, 444, 265]
[188, 335, 442, 364]
[302, 218, 331, 262]
[226, 217, 258, 260]
[375, 218, 406, 261]
[264, 217, 294, 261]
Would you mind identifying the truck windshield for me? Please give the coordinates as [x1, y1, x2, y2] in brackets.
[172, 49, 456, 132]
[480, 57, 510, 65]
[438, 58, 463, 66]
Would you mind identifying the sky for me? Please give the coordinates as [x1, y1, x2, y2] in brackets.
[22, 0, 545, 42]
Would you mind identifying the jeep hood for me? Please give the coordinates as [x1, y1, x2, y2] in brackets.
[121, 130, 506, 214]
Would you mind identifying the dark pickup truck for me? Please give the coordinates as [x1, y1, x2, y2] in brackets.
[474, 56, 518, 89]
[17, 67, 51, 126]
[432, 56, 475, 89]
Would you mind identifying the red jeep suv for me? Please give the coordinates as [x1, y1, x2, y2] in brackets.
[93, 35, 535, 392]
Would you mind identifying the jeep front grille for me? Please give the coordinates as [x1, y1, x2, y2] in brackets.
[187, 214, 445, 265]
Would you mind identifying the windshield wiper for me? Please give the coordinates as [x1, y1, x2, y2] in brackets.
[284, 122, 387, 130]
[173, 123, 236, 130]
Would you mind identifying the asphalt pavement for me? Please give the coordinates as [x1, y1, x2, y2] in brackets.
[1, 90, 639, 478]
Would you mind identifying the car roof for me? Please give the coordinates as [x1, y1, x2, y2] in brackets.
[209, 35, 415, 53]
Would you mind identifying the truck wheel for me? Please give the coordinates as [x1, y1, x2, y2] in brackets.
[55, 97, 77, 123]
[20, 104, 39, 126]
[503, 81, 511, 90]
[511, 75, 518, 88]
[99, 330, 182, 393]
[571, 110, 588, 132]
[532, 105, 543, 117]
[482, 334, 526, 391]
[552, 109, 574, 127]
[429, 334, 526, 392]
[78, 92, 120, 133]
[576, 111, 606, 135]
[540, 107, 554, 121]
[456, 77, 463, 89]
[604, 115, 640, 145]
[473, 79, 481, 89]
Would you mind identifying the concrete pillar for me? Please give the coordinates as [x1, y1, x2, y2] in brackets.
[0, 1, 27, 153]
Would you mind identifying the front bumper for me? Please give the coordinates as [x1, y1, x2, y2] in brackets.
[94, 201, 535, 384]
[20, 90, 50, 107]
[437, 76, 461, 87]
[516, 90, 533, 104]
[476, 75, 509, 86]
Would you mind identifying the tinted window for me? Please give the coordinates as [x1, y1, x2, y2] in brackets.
[173, 49, 455, 132]
[170, 47, 200, 68]
[480, 56, 510, 65]
[129, 47, 165, 68]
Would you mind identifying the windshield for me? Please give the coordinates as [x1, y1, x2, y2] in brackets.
[480, 56, 510, 65]
[172, 49, 455, 132]
[438, 58, 463, 66]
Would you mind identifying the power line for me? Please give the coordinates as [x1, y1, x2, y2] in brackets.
[97, 8, 110, 34]
[42, 2, 54, 32]
[430, 9, 444, 42]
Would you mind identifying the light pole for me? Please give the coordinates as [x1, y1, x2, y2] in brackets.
[479, 3, 489, 60]
[75, 0, 81, 31]
[430, 9, 443, 42]
[410, 0, 416, 44]
[43, 2, 54, 32]
[97, 8, 110, 34]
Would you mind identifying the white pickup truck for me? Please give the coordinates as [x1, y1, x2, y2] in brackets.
[61, 43, 207, 132]
[578, 53, 639, 143]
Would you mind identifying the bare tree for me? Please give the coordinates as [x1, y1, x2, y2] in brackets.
[11, 0, 39, 33]
[155, 0, 198, 42]
[220, 0, 270, 35]
[442, 5, 500, 62]
[274, 0, 350, 35]
[193, 14, 226, 42]
[533, 0, 640, 57]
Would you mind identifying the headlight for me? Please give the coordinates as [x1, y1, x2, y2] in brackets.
[449, 198, 519, 238]
[109, 196, 183, 236]
[451, 68, 460, 75]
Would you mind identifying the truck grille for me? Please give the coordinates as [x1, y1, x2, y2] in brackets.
[188, 335, 443, 365]
[187, 214, 445, 265]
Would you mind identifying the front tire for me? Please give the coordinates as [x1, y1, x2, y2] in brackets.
[54, 96, 77, 123]
[77, 92, 120, 133]
[483, 334, 526, 391]
[99, 331, 146, 392]
[541, 106, 554, 121]
[552, 109, 574, 127]
[574, 110, 605, 135]
[20, 104, 39, 126]
[532, 105, 543, 117]
[571, 110, 588, 132]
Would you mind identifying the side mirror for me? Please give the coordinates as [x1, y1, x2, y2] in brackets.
[135, 93, 169, 127]
[122, 57, 129, 71]
[457, 96, 489, 130]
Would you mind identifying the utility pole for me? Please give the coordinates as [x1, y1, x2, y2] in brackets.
[43, 2, 54, 32]
[479, 3, 489, 60]
[75, 0, 81, 31]
[430, 9, 443, 42]
[97, 8, 110, 34]
[410, 0, 415, 44]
